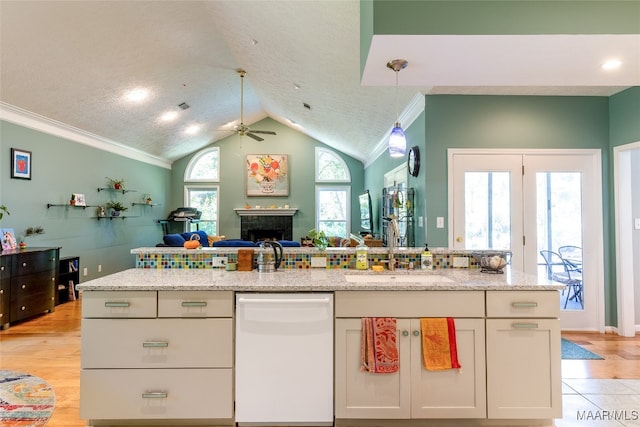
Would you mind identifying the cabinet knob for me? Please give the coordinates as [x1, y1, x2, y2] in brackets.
[21, 284, 26, 289]
[22, 262, 27, 267]
[0, 289, 3, 294]
[1, 266, 4, 271]
[402, 330, 409, 337]
[21, 306, 26, 311]
[413, 330, 420, 337]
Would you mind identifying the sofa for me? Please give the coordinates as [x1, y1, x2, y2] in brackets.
[158, 232, 301, 247]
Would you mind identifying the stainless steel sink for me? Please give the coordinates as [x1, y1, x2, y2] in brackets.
[344, 274, 454, 283]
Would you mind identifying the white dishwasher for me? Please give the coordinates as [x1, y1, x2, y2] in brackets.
[235, 293, 334, 426]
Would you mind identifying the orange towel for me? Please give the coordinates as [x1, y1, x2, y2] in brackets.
[420, 318, 461, 371]
[361, 317, 399, 373]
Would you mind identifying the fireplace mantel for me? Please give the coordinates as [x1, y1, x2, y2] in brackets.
[234, 208, 298, 217]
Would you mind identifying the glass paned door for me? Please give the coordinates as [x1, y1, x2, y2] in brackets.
[451, 150, 604, 331]
[523, 154, 603, 331]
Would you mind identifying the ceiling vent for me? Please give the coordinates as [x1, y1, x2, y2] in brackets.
[178, 102, 190, 110]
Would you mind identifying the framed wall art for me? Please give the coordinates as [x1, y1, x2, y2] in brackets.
[11, 148, 32, 180]
[246, 154, 289, 196]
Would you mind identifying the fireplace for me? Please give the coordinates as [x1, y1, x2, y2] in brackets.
[241, 215, 293, 242]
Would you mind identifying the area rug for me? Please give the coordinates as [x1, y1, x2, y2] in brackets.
[561, 338, 604, 360]
[0, 370, 55, 426]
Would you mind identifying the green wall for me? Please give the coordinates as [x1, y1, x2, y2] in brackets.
[171, 117, 365, 241]
[0, 120, 171, 279]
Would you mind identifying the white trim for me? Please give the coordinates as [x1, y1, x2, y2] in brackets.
[234, 208, 298, 216]
[0, 102, 172, 169]
[366, 93, 425, 168]
[613, 141, 640, 337]
[315, 147, 351, 182]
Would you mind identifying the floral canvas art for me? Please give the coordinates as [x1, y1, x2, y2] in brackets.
[246, 154, 289, 196]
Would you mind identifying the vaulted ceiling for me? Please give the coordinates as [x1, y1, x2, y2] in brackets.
[1, 1, 637, 165]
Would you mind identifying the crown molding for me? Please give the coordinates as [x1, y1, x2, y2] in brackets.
[366, 92, 425, 168]
[0, 102, 172, 169]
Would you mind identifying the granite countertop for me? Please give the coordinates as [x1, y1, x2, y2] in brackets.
[131, 246, 487, 256]
[77, 267, 563, 292]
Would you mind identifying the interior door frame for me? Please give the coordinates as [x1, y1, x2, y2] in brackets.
[613, 141, 640, 337]
[448, 148, 605, 332]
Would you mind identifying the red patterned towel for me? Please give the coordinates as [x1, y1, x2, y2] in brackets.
[420, 318, 461, 370]
[361, 317, 399, 373]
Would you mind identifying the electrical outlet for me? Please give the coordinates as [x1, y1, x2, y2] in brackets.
[436, 217, 445, 228]
[83, 267, 88, 276]
[418, 216, 424, 227]
[635, 218, 640, 230]
[98, 264, 102, 272]
[311, 257, 327, 268]
[452, 256, 469, 268]
[211, 256, 228, 267]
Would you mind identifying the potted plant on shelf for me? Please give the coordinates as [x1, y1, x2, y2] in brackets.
[0, 204, 9, 222]
[106, 201, 128, 216]
[106, 177, 125, 190]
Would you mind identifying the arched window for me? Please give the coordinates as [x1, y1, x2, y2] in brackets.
[315, 147, 350, 182]
[183, 147, 220, 235]
[184, 147, 220, 182]
[315, 147, 351, 236]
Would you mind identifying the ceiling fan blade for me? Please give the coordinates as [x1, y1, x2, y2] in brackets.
[250, 130, 277, 135]
[246, 132, 264, 142]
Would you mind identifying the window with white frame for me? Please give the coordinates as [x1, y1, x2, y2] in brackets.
[183, 147, 220, 234]
[184, 185, 219, 235]
[315, 147, 351, 236]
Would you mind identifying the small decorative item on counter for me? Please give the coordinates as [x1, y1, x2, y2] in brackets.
[421, 244, 433, 270]
[307, 228, 328, 251]
[19, 240, 27, 250]
[472, 252, 510, 274]
[183, 234, 201, 249]
[70, 193, 76, 205]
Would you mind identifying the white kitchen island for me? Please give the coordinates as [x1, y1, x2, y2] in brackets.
[78, 258, 564, 427]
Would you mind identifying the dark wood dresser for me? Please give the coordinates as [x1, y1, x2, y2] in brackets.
[0, 247, 60, 329]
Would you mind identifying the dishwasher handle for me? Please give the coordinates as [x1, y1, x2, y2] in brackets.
[237, 297, 331, 305]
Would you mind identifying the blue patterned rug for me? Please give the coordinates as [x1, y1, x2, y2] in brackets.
[561, 338, 604, 360]
[0, 370, 55, 426]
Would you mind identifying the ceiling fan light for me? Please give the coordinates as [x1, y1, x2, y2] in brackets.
[388, 123, 406, 158]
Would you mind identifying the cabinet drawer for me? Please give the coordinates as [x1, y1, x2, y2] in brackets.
[335, 291, 484, 318]
[486, 291, 559, 318]
[81, 318, 232, 368]
[13, 251, 57, 275]
[11, 271, 55, 295]
[82, 291, 157, 318]
[80, 368, 232, 420]
[10, 289, 54, 321]
[158, 290, 233, 318]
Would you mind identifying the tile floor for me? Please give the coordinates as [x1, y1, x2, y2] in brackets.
[557, 379, 640, 426]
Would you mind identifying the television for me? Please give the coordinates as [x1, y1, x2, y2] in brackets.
[358, 190, 373, 235]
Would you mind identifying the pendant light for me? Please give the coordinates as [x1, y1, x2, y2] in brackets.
[387, 59, 408, 158]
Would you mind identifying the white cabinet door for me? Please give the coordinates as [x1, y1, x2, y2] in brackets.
[334, 318, 411, 419]
[410, 318, 486, 418]
[486, 318, 562, 419]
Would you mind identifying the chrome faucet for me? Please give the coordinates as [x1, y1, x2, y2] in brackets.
[386, 217, 400, 271]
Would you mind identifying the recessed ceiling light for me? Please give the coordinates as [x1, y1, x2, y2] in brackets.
[602, 59, 622, 71]
[294, 83, 301, 90]
[159, 111, 178, 122]
[124, 88, 149, 102]
[185, 124, 201, 135]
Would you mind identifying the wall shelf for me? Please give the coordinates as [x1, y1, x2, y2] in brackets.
[95, 215, 138, 220]
[47, 203, 99, 209]
[132, 203, 161, 207]
[97, 187, 136, 194]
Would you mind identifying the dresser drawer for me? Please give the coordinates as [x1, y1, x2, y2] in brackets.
[80, 368, 233, 420]
[335, 290, 484, 317]
[13, 250, 57, 275]
[82, 291, 157, 318]
[158, 290, 233, 318]
[486, 291, 560, 318]
[81, 318, 232, 368]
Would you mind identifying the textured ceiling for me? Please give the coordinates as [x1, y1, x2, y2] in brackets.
[0, 1, 637, 165]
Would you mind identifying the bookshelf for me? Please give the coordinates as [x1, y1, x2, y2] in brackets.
[57, 256, 80, 305]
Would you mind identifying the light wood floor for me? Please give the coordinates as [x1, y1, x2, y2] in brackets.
[1, 299, 639, 427]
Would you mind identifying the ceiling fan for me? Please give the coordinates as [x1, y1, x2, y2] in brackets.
[228, 69, 276, 141]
